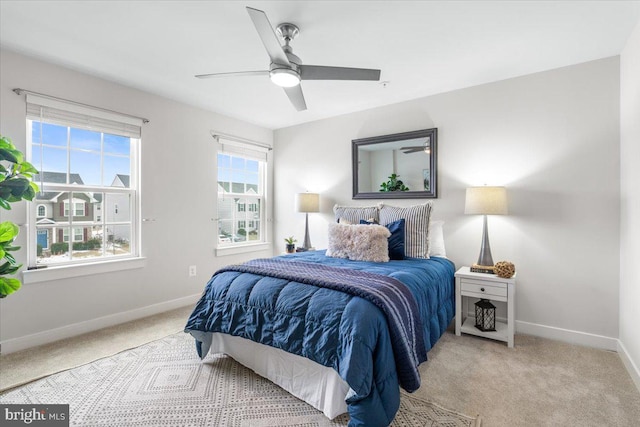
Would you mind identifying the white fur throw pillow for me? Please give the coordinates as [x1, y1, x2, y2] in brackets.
[326, 223, 391, 262]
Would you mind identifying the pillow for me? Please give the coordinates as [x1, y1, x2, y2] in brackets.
[340, 217, 376, 225]
[333, 204, 379, 224]
[379, 202, 432, 258]
[360, 219, 405, 260]
[326, 222, 390, 262]
[428, 220, 447, 258]
[338, 217, 354, 225]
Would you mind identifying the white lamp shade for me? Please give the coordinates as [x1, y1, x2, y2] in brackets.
[464, 186, 508, 215]
[295, 193, 320, 213]
[270, 68, 301, 87]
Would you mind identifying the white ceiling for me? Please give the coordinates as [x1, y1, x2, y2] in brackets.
[1, 1, 638, 130]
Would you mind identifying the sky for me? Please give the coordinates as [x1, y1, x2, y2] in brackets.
[31, 121, 131, 187]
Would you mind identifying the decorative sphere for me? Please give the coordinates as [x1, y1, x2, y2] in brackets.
[494, 261, 515, 278]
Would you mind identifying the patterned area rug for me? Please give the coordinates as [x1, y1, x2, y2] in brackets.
[0, 333, 480, 426]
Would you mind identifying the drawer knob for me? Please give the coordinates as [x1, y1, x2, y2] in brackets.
[480, 287, 485, 292]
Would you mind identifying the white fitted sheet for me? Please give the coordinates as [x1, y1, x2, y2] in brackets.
[207, 332, 350, 419]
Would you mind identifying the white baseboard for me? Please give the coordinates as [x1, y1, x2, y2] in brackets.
[515, 320, 618, 351]
[0, 294, 201, 354]
[617, 340, 640, 393]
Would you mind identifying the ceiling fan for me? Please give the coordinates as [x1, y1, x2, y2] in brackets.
[195, 7, 381, 111]
[401, 137, 431, 154]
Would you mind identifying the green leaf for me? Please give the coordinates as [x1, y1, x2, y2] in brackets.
[0, 277, 22, 297]
[29, 181, 40, 194]
[18, 161, 39, 175]
[23, 184, 36, 201]
[0, 221, 19, 242]
[3, 252, 17, 264]
[0, 136, 14, 149]
[0, 177, 30, 196]
[0, 148, 19, 163]
[0, 198, 10, 210]
[0, 261, 21, 275]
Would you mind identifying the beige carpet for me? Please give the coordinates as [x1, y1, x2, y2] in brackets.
[0, 306, 192, 391]
[2, 305, 639, 426]
[0, 332, 480, 426]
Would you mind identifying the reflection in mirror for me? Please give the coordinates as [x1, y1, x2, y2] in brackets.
[352, 128, 437, 199]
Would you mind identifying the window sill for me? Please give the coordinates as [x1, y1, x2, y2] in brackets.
[21, 257, 147, 285]
[215, 242, 271, 257]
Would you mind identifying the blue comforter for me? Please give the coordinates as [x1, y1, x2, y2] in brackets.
[185, 251, 455, 427]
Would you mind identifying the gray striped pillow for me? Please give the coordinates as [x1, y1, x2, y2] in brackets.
[333, 204, 379, 224]
[379, 202, 433, 258]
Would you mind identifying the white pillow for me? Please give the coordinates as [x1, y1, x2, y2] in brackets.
[326, 223, 390, 262]
[428, 220, 447, 258]
[333, 204, 379, 224]
[379, 202, 433, 259]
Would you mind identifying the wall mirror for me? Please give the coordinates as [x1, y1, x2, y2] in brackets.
[352, 128, 437, 199]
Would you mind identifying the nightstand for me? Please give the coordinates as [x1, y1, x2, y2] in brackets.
[455, 266, 516, 347]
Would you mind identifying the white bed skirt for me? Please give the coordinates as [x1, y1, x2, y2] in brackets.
[204, 332, 350, 419]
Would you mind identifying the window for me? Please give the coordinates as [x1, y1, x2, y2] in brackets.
[63, 227, 85, 243]
[217, 137, 269, 247]
[63, 200, 85, 217]
[26, 93, 141, 267]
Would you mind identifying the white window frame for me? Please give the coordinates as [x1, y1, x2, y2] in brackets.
[37, 204, 47, 217]
[215, 135, 271, 255]
[63, 200, 85, 217]
[23, 93, 143, 278]
[63, 227, 84, 243]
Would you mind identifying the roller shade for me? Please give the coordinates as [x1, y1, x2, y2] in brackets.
[217, 137, 270, 162]
[26, 93, 142, 138]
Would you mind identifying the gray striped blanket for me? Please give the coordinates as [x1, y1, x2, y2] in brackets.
[218, 258, 427, 392]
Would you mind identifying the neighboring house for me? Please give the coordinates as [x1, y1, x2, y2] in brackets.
[108, 174, 131, 243]
[33, 172, 96, 250]
[33, 172, 131, 251]
[217, 182, 260, 242]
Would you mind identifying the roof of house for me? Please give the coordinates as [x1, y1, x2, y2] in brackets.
[112, 174, 130, 188]
[33, 172, 84, 185]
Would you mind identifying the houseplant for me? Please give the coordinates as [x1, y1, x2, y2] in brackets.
[284, 236, 297, 254]
[0, 135, 39, 298]
[380, 173, 409, 192]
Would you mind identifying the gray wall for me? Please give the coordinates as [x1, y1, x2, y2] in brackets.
[274, 57, 621, 349]
[620, 21, 640, 388]
[0, 49, 273, 349]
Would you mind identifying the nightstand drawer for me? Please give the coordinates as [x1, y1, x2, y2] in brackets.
[460, 279, 507, 298]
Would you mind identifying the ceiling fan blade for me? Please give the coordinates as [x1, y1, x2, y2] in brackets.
[300, 65, 381, 81]
[195, 70, 269, 79]
[283, 85, 307, 111]
[401, 146, 423, 150]
[246, 7, 291, 66]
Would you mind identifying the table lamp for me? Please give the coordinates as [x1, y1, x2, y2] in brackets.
[295, 192, 319, 250]
[464, 186, 508, 273]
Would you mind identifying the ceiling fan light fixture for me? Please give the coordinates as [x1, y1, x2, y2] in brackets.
[270, 68, 300, 87]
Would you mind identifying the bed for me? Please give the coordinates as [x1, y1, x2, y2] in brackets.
[185, 203, 455, 427]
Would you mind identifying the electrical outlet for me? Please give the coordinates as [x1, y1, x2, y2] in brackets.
[189, 265, 197, 277]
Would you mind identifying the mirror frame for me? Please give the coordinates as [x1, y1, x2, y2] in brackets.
[352, 128, 438, 199]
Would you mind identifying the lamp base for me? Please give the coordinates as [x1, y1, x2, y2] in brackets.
[470, 264, 496, 274]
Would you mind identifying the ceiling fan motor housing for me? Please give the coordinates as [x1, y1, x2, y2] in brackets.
[276, 23, 300, 43]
